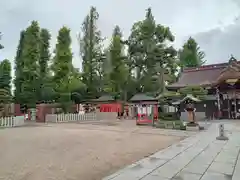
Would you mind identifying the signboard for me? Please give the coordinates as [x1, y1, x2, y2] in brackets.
[226, 79, 238, 85]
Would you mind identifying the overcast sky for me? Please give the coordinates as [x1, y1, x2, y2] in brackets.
[1, 0, 240, 69]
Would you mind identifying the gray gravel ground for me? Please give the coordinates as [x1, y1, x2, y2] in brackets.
[0, 120, 184, 180]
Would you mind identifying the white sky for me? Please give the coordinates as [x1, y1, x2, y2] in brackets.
[0, 0, 240, 68]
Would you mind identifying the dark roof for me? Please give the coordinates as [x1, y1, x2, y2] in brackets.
[156, 92, 181, 99]
[167, 60, 240, 89]
[96, 95, 114, 101]
[129, 93, 156, 101]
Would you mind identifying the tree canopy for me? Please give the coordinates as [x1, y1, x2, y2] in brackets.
[0, 32, 3, 50]
[178, 37, 205, 69]
[20, 21, 41, 107]
[0, 6, 208, 111]
[127, 8, 178, 96]
[79, 6, 104, 99]
[14, 30, 25, 103]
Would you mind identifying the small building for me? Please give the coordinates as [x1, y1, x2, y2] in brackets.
[172, 94, 202, 121]
[129, 93, 158, 124]
[167, 56, 240, 119]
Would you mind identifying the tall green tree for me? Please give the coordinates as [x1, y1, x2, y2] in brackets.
[107, 25, 128, 99]
[100, 48, 112, 93]
[39, 29, 51, 84]
[0, 59, 11, 91]
[39, 28, 52, 102]
[127, 8, 177, 95]
[79, 6, 104, 98]
[20, 21, 41, 107]
[0, 59, 12, 117]
[0, 32, 3, 50]
[178, 37, 205, 69]
[52, 26, 73, 110]
[14, 30, 25, 103]
[0, 36, 12, 116]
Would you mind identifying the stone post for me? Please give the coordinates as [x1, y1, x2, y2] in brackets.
[216, 124, 229, 140]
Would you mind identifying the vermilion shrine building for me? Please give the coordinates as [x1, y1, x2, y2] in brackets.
[167, 57, 240, 119]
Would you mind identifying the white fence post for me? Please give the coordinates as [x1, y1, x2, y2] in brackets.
[0, 116, 25, 128]
[45, 113, 98, 123]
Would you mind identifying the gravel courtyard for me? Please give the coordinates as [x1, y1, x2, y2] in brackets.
[0, 121, 185, 180]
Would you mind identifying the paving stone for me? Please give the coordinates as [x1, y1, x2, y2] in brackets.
[201, 172, 233, 180]
[214, 151, 238, 164]
[102, 163, 139, 180]
[231, 149, 240, 180]
[182, 162, 209, 175]
[102, 122, 240, 180]
[108, 164, 153, 180]
[106, 173, 140, 180]
[173, 172, 202, 180]
[150, 162, 183, 179]
[194, 154, 216, 165]
[135, 157, 167, 170]
[208, 161, 235, 175]
[232, 169, 240, 180]
[212, 140, 228, 145]
[151, 149, 182, 160]
[222, 146, 240, 154]
[141, 174, 170, 180]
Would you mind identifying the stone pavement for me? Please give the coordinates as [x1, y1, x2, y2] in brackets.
[103, 121, 240, 180]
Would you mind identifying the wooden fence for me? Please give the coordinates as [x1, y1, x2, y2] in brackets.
[0, 116, 25, 128]
[45, 112, 117, 123]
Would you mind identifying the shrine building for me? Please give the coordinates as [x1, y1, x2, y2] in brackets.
[167, 56, 240, 119]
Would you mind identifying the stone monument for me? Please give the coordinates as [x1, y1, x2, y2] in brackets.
[216, 124, 229, 140]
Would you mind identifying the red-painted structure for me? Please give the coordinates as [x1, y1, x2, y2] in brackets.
[135, 103, 158, 125]
[92, 95, 123, 113]
[129, 93, 159, 125]
[99, 103, 122, 112]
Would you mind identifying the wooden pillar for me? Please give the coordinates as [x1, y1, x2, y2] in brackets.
[216, 87, 221, 118]
[234, 91, 237, 119]
[227, 94, 231, 119]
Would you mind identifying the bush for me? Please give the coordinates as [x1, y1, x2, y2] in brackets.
[155, 120, 186, 130]
[159, 112, 179, 121]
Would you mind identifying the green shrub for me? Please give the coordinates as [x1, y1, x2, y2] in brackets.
[155, 120, 185, 130]
[155, 122, 165, 128]
[180, 126, 186, 130]
[159, 112, 179, 121]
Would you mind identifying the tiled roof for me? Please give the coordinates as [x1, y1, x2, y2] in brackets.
[167, 60, 240, 88]
[129, 93, 156, 101]
[96, 95, 114, 101]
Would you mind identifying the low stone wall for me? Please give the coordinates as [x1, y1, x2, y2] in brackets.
[45, 114, 58, 123]
[96, 112, 117, 121]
